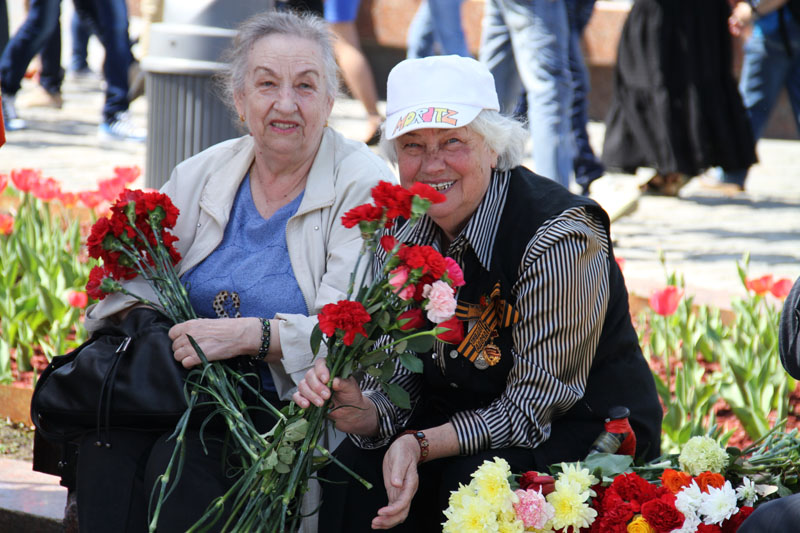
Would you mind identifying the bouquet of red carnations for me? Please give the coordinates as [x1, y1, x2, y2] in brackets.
[85, 181, 463, 532]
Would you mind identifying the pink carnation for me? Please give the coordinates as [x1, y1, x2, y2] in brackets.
[444, 257, 465, 287]
[388, 266, 415, 301]
[514, 489, 554, 530]
[422, 280, 456, 323]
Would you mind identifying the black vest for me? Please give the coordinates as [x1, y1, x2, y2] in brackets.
[410, 168, 662, 465]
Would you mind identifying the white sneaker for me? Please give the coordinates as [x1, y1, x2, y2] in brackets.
[2, 94, 27, 131]
[98, 112, 146, 143]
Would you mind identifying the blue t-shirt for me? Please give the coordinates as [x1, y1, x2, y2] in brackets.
[182, 174, 308, 392]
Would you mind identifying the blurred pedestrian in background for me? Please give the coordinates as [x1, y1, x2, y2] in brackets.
[406, 0, 470, 59]
[602, 0, 756, 196]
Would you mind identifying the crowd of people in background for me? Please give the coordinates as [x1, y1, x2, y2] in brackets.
[1, 0, 797, 196]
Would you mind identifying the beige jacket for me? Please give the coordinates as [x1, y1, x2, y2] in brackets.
[86, 128, 397, 399]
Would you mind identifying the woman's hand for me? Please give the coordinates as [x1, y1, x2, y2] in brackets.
[729, 2, 755, 36]
[293, 358, 378, 435]
[169, 317, 261, 368]
[371, 435, 420, 529]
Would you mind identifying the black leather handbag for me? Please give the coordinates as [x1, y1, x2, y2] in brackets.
[30, 307, 246, 444]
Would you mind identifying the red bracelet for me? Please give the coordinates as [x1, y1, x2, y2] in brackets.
[401, 430, 429, 463]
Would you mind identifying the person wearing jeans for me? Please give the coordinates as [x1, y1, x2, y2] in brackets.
[0, 0, 63, 130]
[479, 0, 574, 189]
[566, 0, 604, 195]
[406, 0, 470, 59]
[714, 1, 800, 190]
[74, 0, 144, 142]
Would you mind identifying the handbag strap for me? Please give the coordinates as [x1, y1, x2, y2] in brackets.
[95, 336, 131, 447]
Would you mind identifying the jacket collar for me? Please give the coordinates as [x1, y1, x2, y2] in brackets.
[199, 129, 338, 225]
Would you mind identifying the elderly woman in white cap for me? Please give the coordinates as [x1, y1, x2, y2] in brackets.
[294, 55, 663, 531]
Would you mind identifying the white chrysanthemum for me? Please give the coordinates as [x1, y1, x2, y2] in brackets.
[675, 481, 704, 516]
[558, 462, 598, 496]
[443, 491, 498, 533]
[736, 476, 759, 507]
[678, 436, 729, 475]
[698, 481, 739, 525]
[670, 511, 701, 533]
[546, 479, 597, 530]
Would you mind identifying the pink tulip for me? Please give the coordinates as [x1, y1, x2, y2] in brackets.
[67, 290, 88, 309]
[771, 278, 793, 299]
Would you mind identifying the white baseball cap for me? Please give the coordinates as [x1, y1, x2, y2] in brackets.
[383, 55, 500, 140]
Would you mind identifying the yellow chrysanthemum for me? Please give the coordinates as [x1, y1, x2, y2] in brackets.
[448, 483, 474, 510]
[546, 479, 597, 530]
[497, 516, 525, 533]
[473, 459, 514, 509]
[559, 462, 598, 495]
[627, 514, 656, 533]
[443, 492, 498, 532]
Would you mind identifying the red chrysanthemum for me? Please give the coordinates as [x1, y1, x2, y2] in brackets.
[318, 300, 372, 346]
[341, 203, 383, 228]
[371, 181, 412, 220]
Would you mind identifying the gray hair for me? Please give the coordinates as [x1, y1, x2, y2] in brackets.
[379, 109, 528, 171]
[217, 10, 339, 114]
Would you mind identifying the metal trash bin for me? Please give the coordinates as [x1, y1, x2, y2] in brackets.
[141, 1, 273, 188]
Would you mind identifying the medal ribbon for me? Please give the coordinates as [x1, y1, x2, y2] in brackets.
[454, 282, 520, 362]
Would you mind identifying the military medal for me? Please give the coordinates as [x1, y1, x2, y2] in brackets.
[473, 353, 490, 370]
[482, 342, 501, 366]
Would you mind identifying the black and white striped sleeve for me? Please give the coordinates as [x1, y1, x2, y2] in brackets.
[450, 206, 611, 455]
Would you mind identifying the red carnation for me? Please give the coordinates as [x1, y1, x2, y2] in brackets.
[380, 235, 399, 253]
[371, 181, 412, 220]
[397, 245, 447, 279]
[86, 266, 111, 300]
[397, 308, 426, 331]
[318, 300, 372, 346]
[86, 216, 112, 259]
[435, 316, 464, 344]
[342, 203, 383, 228]
[697, 524, 722, 533]
[408, 182, 446, 204]
[641, 494, 685, 532]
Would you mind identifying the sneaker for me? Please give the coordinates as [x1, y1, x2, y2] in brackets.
[98, 112, 146, 143]
[1, 94, 26, 131]
[18, 86, 63, 109]
[695, 175, 744, 195]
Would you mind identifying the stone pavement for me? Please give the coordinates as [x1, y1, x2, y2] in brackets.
[2, 69, 800, 529]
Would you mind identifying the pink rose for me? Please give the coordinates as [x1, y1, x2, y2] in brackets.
[388, 266, 415, 300]
[422, 280, 456, 323]
[444, 257, 465, 287]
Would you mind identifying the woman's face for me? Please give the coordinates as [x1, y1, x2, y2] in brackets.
[395, 126, 498, 240]
[234, 34, 334, 165]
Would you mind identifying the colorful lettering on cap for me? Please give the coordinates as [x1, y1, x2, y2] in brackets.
[392, 107, 459, 136]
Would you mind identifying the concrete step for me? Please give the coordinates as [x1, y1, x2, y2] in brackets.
[0, 458, 66, 533]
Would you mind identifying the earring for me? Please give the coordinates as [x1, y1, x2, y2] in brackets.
[239, 114, 245, 122]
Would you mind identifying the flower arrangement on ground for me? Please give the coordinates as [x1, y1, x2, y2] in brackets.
[85, 180, 461, 532]
[446, 429, 800, 532]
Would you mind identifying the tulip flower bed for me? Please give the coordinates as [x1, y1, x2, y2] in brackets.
[0, 167, 140, 387]
[632, 256, 798, 453]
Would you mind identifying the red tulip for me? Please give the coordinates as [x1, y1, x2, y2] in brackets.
[649, 286, 683, 316]
[771, 278, 793, 299]
[746, 275, 773, 295]
[0, 173, 7, 195]
[0, 213, 13, 235]
[615, 257, 626, 271]
[67, 290, 88, 309]
[10, 168, 40, 193]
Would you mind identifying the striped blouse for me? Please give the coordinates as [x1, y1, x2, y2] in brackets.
[352, 170, 611, 455]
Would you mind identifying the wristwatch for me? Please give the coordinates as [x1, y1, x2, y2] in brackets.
[401, 430, 429, 463]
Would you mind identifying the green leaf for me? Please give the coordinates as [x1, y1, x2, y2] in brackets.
[284, 418, 309, 442]
[380, 359, 396, 381]
[583, 453, 633, 478]
[398, 352, 423, 373]
[383, 382, 411, 410]
[404, 334, 435, 353]
[310, 325, 323, 356]
[393, 340, 408, 354]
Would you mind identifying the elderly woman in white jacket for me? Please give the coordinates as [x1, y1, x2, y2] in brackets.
[77, 10, 395, 532]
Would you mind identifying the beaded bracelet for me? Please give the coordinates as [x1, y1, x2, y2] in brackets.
[251, 318, 271, 363]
